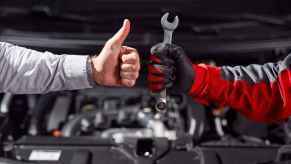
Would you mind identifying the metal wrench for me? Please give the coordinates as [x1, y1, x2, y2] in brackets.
[155, 12, 179, 112]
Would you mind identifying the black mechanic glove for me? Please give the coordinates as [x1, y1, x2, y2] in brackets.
[148, 43, 194, 94]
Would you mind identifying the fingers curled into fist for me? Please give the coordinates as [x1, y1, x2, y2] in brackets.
[120, 46, 140, 87]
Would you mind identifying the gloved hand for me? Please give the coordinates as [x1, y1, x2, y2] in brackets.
[148, 43, 194, 94]
[91, 19, 140, 87]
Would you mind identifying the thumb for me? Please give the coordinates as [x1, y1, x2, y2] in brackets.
[110, 19, 131, 45]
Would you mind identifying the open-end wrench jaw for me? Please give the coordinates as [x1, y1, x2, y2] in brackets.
[161, 12, 179, 31]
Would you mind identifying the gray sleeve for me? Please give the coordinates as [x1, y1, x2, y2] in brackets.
[220, 54, 290, 84]
[0, 42, 93, 94]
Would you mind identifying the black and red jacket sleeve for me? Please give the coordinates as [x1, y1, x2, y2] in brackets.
[190, 54, 291, 123]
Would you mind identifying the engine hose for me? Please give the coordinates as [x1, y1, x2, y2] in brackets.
[28, 93, 57, 135]
[0, 93, 13, 114]
[62, 110, 99, 137]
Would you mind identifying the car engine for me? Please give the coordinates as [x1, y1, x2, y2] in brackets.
[1, 0, 291, 164]
[0, 87, 290, 164]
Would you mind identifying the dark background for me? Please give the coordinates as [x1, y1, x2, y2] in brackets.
[0, 0, 291, 61]
[1, 1, 291, 164]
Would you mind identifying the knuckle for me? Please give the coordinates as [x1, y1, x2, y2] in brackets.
[125, 80, 134, 87]
[130, 65, 136, 71]
[122, 56, 128, 62]
[121, 64, 128, 70]
[123, 64, 137, 72]
[121, 67, 125, 71]
[130, 80, 135, 86]
[129, 54, 136, 60]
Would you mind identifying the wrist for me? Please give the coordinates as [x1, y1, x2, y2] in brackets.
[88, 55, 103, 86]
[189, 64, 208, 96]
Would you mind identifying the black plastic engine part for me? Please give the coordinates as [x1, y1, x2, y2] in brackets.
[11, 136, 203, 164]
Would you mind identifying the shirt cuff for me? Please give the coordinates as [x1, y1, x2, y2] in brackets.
[63, 55, 94, 89]
[86, 56, 99, 87]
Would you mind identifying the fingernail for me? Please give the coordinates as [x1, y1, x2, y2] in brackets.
[122, 55, 126, 62]
[123, 19, 129, 27]
[124, 19, 129, 24]
[126, 81, 133, 87]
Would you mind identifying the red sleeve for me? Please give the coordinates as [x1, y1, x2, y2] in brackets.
[189, 55, 291, 123]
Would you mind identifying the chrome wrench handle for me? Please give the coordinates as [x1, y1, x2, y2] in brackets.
[155, 12, 179, 112]
[163, 30, 173, 44]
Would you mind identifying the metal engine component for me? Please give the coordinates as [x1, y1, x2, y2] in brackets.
[59, 92, 188, 142]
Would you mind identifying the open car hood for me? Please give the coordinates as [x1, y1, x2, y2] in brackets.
[0, 0, 291, 62]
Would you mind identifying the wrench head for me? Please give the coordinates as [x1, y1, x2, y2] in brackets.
[161, 12, 179, 30]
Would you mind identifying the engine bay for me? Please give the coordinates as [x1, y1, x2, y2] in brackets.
[1, 0, 291, 164]
[0, 87, 290, 164]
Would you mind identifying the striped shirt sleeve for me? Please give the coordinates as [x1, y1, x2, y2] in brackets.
[0, 42, 93, 94]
